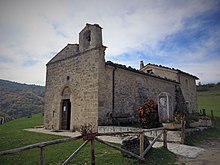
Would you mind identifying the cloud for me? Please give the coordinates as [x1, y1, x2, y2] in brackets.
[22, 59, 39, 67]
[181, 61, 220, 84]
[0, 0, 219, 85]
[102, 0, 219, 55]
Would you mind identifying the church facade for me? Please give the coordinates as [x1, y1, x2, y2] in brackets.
[44, 24, 198, 131]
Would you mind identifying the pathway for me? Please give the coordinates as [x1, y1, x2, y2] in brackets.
[176, 139, 220, 165]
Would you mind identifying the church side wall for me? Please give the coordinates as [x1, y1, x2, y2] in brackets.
[98, 66, 177, 125]
[98, 65, 113, 125]
[44, 47, 105, 131]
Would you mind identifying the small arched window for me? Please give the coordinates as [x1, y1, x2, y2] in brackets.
[83, 30, 91, 49]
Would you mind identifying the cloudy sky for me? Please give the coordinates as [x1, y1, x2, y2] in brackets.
[0, 0, 220, 85]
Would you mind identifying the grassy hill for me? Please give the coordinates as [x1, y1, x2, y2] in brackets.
[0, 114, 175, 165]
[0, 79, 45, 119]
[184, 83, 220, 145]
[197, 82, 220, 117]
[198, 91, 220, 116]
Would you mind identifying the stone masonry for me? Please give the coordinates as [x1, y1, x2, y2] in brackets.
[44, 24, 105, 131]
[44, 24, 198, 131]
[141, 63, 198, 113]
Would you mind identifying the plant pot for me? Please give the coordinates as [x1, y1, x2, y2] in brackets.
[199, 119, 212, 127]
[189, 121, 200, 128]
[162, 123, 181, 130]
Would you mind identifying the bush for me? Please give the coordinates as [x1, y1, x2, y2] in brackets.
[137, 99, 159, 128]
[187, 113, 200, 122]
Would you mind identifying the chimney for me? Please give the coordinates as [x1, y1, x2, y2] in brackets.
[140, 61, 144, 69]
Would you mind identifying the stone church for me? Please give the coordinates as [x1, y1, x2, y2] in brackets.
[44, 24, 198, 131]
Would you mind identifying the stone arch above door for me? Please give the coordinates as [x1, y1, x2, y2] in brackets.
[61, 86, 71, 99]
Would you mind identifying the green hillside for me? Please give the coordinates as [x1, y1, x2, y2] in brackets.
[184, 84, 220, 145]
[198, 92, 220, 117]
[197, 82, 220, 117]
[0, 79, 45, 119]
[0, 114, 175, 165]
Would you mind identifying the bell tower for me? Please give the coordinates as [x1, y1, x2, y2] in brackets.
[79, 23, 103, 52]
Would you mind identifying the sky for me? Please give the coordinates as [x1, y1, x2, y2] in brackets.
[0, 0, 220, 85]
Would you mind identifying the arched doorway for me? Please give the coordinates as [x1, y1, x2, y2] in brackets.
[158, 92, 173, 123]
[61, 87, 71, 130]
[61, 99, 71, 130]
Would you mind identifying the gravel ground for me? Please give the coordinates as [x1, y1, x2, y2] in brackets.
[176, 139, 220, 165]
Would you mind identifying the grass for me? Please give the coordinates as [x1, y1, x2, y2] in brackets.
[197, 91, 220, 117]
[0, 114, 175, 165]
[185, 91, 220, 145]
[185, 117, 220, 145]
[1, 90, 219, 164]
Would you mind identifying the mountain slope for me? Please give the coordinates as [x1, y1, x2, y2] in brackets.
[0, 79, 45, 118]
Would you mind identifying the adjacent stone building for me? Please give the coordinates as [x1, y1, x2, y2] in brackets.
[140, 63, 198, 113]
[44, 24, 198, 131]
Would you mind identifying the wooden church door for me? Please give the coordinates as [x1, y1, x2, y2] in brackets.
[61, 99, 71, 130]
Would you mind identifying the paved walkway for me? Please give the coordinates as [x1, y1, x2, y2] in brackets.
[24, 128, 204, 158]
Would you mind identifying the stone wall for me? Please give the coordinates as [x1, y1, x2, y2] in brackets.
[98, 126, 182, 143]
[44, 46, 106, 131]
[141, 64, 198, 113]
[97, 64, 113, 125]
[179, 74, 198, 113]
[49, 44, 79, 64]
[98, 64, 178, 125]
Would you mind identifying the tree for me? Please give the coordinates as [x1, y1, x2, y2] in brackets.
[175, 86, 187, 114]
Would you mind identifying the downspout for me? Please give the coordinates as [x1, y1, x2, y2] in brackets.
[167, 94, 170, 121]
[112, 66, 117, 115]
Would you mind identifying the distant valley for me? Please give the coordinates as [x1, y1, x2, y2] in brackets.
[0, 78, 219, 121]
[0, 79, 45, 119]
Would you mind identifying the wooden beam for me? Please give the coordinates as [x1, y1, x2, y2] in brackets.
[95, 137, 145, 161]
[39, 146, 45, 165]
[63, 140, 89, 165]
[180, 118, 186, 144]
[0, 135, 82, 156]
[211, 110, 215, 127]
[90, 140, 95, 165]
[163, 130, 167, 149]
[139, 132, 144, 156]
[141, 131, 163, 158]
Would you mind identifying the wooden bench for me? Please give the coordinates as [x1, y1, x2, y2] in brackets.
[111, 113, 133, 126]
